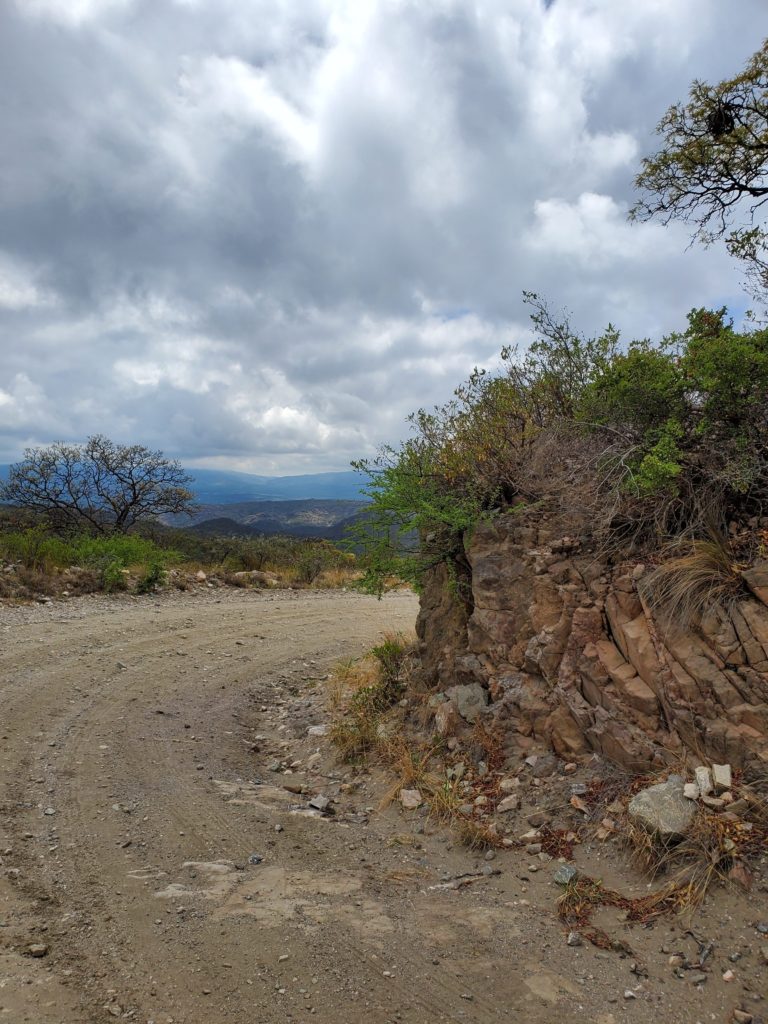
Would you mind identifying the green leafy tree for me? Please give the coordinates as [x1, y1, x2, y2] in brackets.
[1, 435, 196, 534]
[631, 40, 768, 299]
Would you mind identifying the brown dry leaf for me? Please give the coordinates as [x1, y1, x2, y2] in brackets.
[570, 795, 588, 814]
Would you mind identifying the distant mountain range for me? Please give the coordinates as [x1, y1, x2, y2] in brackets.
[170, 498, 367, 539]
[0, 464, 369, 504]
[184, 468, 368, 503]
[0, 463, 373, 540]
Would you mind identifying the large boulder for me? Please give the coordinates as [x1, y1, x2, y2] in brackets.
[627, 775, 696, 839]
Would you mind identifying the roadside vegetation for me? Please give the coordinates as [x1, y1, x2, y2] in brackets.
[0, 508, 357, 603]
[351, 297, 768, 607]
[327, 636, 512, 850]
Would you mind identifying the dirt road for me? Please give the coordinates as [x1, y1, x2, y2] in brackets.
[1, 588, 763, 1024]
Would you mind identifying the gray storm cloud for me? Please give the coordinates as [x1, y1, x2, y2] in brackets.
[0, 0, 765, 471]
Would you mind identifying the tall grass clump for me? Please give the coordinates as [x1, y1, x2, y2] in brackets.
[328, 634, 410, 760]
[639, 534, 747, 624]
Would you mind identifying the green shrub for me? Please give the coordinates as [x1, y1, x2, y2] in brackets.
[634, 420, 684, 496]
[370, 635, 407, 693]
[135, 561, 166, 594]
[101, 558, 128, 593]
[350, 297, 768, 585]
[579, 340, 686, 435]
[0, 527, 180, 594]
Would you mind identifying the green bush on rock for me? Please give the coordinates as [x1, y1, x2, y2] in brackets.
[351, 296, 768, 594]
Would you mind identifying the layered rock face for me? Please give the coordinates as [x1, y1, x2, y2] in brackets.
[416, 515, 768, 772]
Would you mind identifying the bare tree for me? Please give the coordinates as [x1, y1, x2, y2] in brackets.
[1, 435, 196, 533]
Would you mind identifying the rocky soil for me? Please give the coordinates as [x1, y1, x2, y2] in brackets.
[0, 587, 766, 1023]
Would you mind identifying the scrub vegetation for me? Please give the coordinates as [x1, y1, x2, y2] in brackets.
[352, 296, 768, 599]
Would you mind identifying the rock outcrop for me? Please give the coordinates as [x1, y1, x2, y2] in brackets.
[416, 514, 768, 772]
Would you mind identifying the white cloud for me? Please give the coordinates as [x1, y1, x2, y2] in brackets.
[18, 0, 134, 26]
[526, 192, 675, 265]
[0, 0, 765, 468]
[179, 55, 319, 165]
[0, 253, 56, 311]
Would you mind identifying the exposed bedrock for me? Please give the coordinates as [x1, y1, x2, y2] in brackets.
[416, 515, 768, 772]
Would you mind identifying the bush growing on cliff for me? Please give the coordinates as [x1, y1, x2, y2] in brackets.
[350, 294, 619, 593]
[587, 308, 768, 525]
[352, 298, 768, 592]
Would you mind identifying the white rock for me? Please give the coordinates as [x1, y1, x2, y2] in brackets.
[627, 776, 695, 838]
[712, 763, 732, 794]
[683, 782, 700, 800]
[399, 789, 423, 810]
[694, 765, 713, 797]
[519, 828, 541, 841]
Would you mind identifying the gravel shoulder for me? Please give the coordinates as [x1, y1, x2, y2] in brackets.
[0, 587, 765, 1024]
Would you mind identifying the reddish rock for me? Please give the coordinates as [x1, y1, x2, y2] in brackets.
[415, 511, 768, 772]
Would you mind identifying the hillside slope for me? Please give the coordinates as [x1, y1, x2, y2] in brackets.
[170, 498, 368, 539]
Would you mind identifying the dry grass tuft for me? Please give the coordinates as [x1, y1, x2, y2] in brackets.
[325, 633, 415, 762]
[640, 535, 746, 625]
[454, 815, 506, 850]
[387, 833, 423, 849]
[557, 876, 621, 929]
[325, 655, 380, 716]
[427, 778, 463, 824]
[539, 826, 579, 860]
[377, 735, 443, 809]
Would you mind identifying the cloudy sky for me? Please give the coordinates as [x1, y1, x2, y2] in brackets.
[0, 0, 765, 473]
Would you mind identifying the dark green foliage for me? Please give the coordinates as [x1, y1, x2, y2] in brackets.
[370, 635, 407, 691]
[592, 310, 768, 503]
[330, 636, 408, 760]
[683, 308, 768, 430]
[0, 528, 180, 574]
[579, 341, 686, 436]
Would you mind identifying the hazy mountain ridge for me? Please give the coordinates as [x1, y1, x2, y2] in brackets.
[173, 497, 364, 527]
[184, 468, 366, 503]
[0, 464, 370, 540]
[169, 498, 368, 539]
[1, 465, 367, 505]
